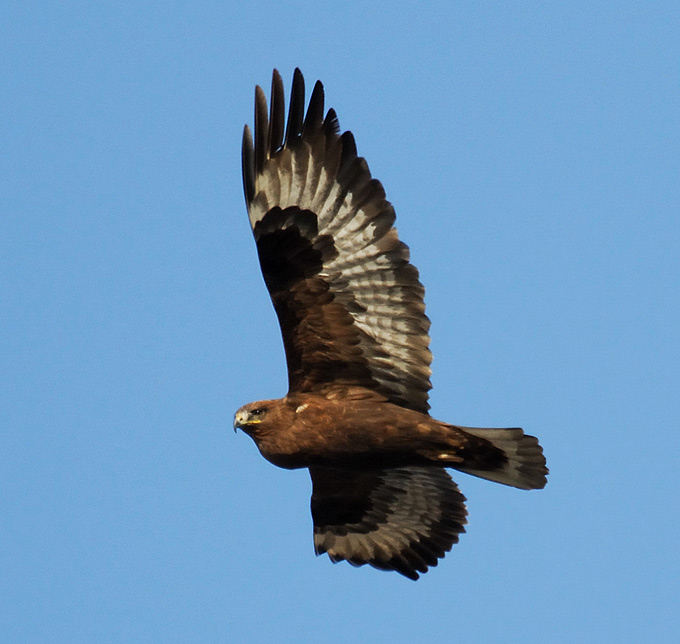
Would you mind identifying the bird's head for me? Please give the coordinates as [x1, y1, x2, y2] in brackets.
[233, 400, 275, 437]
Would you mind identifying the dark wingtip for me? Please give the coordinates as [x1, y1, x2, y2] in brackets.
[303, 79, 325, 134]
[254, 85, 269, 174]
[285, 68, 305, 146]
[242, 124, 255, 205]
[338, 130, 358, 177]
[244, 68, 348, 207]
[324, 107, 340, 137]
[269, 69, 285, 155]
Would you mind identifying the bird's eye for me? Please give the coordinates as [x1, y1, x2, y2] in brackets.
[251, 408, 266, 418]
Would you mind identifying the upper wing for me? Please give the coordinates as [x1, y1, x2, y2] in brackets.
[309, 466, 467, 580]
[242, 69, 432, 413]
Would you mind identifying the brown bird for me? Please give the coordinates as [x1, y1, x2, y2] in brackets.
[235, 68, 547, 580]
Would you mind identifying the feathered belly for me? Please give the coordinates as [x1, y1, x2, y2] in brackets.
[255, 413, 464, 470]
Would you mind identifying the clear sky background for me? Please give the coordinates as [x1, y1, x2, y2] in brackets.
[2, 2, 679, 643]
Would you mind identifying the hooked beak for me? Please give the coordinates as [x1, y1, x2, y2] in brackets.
[233, 410, 247, 433]
[233, 409, 262, 434]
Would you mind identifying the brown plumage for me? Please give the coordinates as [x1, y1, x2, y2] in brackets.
[235, 69, 548, 580]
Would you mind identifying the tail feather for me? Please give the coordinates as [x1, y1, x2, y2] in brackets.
[453, 426, 548, 490]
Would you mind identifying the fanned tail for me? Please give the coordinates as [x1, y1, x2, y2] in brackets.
[452, 426, 548, 490]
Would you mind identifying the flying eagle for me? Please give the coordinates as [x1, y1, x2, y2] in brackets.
[235, 69, 547, 580]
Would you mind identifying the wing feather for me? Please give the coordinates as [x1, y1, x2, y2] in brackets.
[310, 466, 467, 580]
[244, 69, 432, 412]
[284, 67, 305, 146]
[268, 70, 285, 155]
[241, 125, 255, 204]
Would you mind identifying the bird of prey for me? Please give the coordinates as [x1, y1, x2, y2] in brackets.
[235, 68, 547, 580]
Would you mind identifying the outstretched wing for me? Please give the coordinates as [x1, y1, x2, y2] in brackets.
[242, 69, 432, 413]
[309, 466, 467, 580]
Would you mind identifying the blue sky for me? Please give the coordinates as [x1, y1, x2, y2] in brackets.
[2, 1, 679, 642]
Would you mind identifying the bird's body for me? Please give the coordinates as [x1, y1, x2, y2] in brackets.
[234, 68, 547, 579]
[238, 390, 469, 469]
[236, 391, 545, 490]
